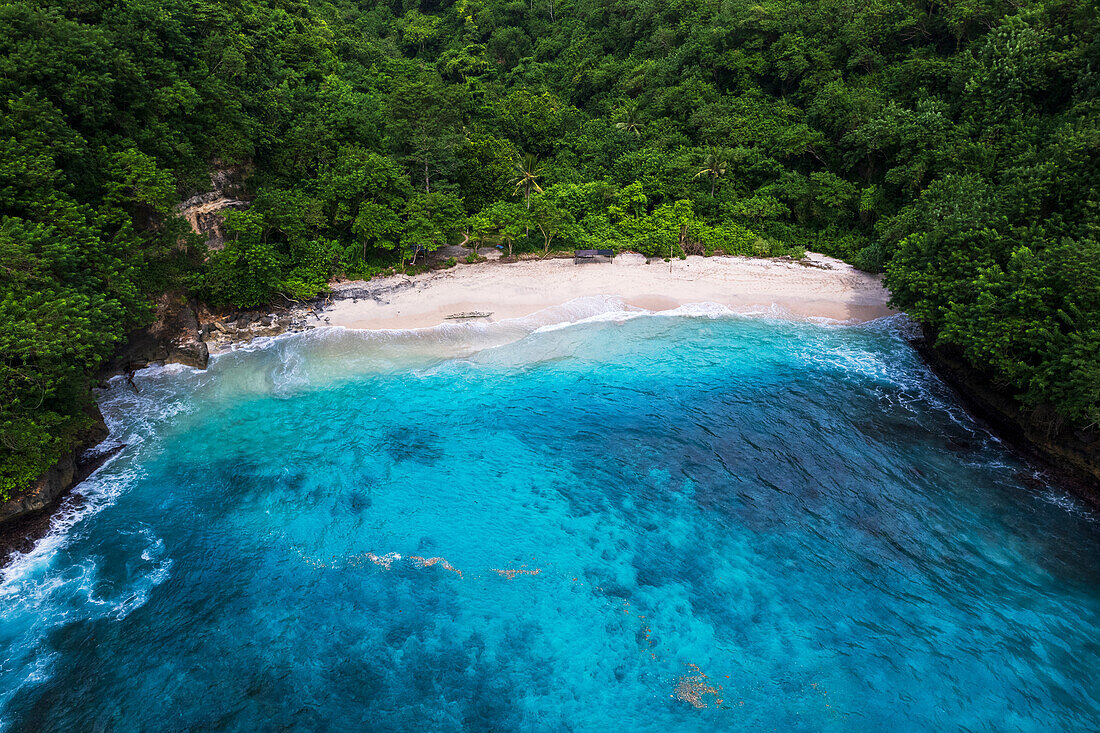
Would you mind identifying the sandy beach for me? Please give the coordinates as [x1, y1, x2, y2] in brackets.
[317, 252, 895, 330]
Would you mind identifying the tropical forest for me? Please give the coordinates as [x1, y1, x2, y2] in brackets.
[1, 0, 1098, 499]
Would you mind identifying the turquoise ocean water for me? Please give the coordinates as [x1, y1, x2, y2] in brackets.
[1, 299, 1097, 731]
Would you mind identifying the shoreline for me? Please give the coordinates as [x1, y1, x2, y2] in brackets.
[3, 252, 1096, 569]
[2, 251, 896, 565]
[318, 251, 895, 331]
[196, 251, 1098, 509]
[203, 252, 896, 351]
[912, 337, 1100, 508]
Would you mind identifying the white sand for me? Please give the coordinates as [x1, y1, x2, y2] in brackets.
[315, 252, 894, 331]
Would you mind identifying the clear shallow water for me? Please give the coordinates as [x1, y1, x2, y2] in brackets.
[1, 303, 1098, 731]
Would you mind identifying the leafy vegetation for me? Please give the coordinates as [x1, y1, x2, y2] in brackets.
[1, 0, 1097, 498]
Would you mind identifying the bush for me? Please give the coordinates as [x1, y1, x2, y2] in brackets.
[201, 239, 283, 308]
[689, 222, 757, 256]
[280, 277, 329, 301]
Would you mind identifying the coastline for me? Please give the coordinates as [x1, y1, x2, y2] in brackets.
[203, 252, 895, 353]
[0, 428, 118, 568]
[2, 251, 893, 565]
[4, 252, 1094, 569]
[913, 336, 1100, 508]
[189, 250, 1100, 509]
[316, 251, 895, 330]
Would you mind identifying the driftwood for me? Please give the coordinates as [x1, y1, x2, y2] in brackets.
[444, 311, 492, 320]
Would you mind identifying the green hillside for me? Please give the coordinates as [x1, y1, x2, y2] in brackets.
[1, 0, 1097, 496]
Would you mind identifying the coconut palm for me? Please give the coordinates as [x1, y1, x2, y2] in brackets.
[694, 147, 728, 197]
[614, 101, 642, 137]
[511, 153, 544, 210]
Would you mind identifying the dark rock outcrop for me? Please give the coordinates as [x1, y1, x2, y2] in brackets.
[913, 332, 1100, 508]
[103, 292, 209, 375]
[0, 407, 112, 563]
[0, 454, 76, 528]
[1, 294, 209, 546]
[169, 337, 210, 369]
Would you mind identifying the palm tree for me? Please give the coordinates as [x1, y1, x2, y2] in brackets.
[694, 147, 728, 197]
[614, 100, 642, 137]
[511, 153, 544, 210]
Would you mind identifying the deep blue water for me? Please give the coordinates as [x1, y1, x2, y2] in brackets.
[1, 304, 1098, 731]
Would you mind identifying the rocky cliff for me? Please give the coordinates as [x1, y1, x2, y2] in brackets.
[0, 294, 210, 553]
[914, 332, 1100, 508]
[176, 160, 252, 250]
[1, 162, 256, 556]
[103, 292, 210, 374]
[0, 406, 111, 562]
